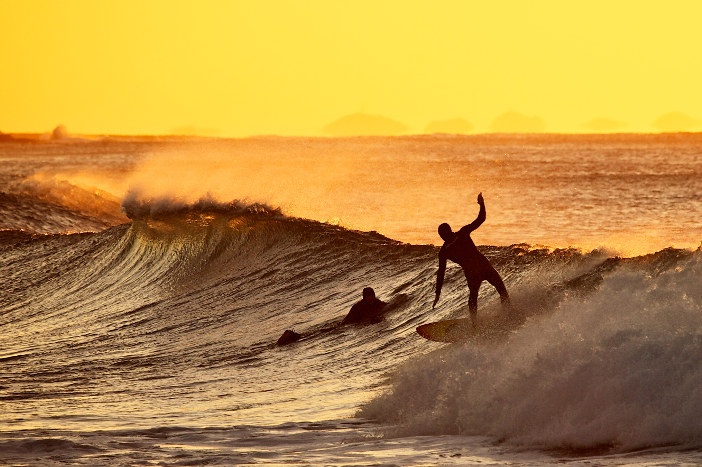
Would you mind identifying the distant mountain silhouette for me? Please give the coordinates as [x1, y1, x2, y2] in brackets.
[424, 118, 473, 135]
[652, 112, 701, 132]
[582, 118, 628, 132]
[489, 111, 545, 133]
[324, 113, 408, 136]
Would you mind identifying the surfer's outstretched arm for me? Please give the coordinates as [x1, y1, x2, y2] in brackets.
[457, 193, 486, 236]
[433, 251, 447, 308]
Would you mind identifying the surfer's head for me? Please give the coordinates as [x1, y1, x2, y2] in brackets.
[362, 287, 375, 300]
[438, 223, 453, 242]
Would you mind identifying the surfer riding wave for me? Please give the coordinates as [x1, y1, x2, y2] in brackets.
[433, 193, 511, 327]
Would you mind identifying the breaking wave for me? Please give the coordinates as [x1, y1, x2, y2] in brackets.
[361, 249, 702, 452]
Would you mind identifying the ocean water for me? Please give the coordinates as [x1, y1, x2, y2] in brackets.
[1, 134, 701, 466]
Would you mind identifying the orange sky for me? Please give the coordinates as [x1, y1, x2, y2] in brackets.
[2, 1, 701, 136]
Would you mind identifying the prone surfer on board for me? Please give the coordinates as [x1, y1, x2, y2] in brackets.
[433, 193, 511, 327]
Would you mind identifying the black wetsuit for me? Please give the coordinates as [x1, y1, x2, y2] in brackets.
[341, 298, 386, 324]
[436, 201, 509, 317]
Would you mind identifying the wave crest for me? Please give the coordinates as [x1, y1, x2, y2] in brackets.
[121, 191, 283, 221]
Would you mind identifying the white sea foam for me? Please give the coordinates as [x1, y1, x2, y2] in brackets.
[363, 253, 702, 451]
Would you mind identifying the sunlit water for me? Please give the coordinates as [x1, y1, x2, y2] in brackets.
[1, 134, 701, 465]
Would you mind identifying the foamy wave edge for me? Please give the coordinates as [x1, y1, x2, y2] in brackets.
[121, 191, 283, 221]
[361, 251, 702, 453]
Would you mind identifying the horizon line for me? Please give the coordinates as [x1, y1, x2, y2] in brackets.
[3, 130, 702, 141]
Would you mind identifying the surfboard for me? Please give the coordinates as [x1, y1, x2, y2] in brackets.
[417, 313, 524, 343]
[416, 318, 474, 342]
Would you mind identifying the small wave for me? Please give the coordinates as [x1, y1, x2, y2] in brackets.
[0, 229, 39, 248]
[0, 437, 101, 454]
[1, 174, 128, 234]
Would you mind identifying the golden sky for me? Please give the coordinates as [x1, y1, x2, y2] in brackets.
[2, 0, 701, 136]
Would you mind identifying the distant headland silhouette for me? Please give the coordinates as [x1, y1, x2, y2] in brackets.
[4, 111, 702, 140]
[320, 110, 702, 136]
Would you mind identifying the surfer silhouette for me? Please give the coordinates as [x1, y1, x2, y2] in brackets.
[433, 193, 510, 326]
[341, 287, 387, 325]
[277, 287, 387, 345]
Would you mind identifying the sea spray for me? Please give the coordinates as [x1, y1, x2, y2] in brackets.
[361, 251, 702, 451]
[121, 191, 283, 221]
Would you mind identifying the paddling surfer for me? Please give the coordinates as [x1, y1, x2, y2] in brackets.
[341, 287, 387, 325]
[278, 287, 387, 345]
[433, 193, 511, 327]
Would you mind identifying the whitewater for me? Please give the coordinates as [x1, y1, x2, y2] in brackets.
[1, 134, 701, 466]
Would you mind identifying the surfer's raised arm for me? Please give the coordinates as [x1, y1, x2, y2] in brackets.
[457, 192, 486, 236]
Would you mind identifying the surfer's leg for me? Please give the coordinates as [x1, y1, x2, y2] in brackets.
[466, 277, 481, 328]
[485, 267, 512, 314]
